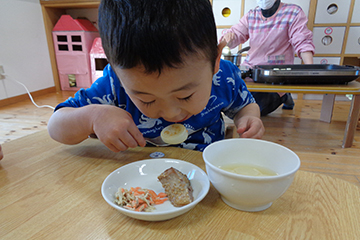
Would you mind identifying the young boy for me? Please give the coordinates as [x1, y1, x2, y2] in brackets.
[48, 0, 265, 152]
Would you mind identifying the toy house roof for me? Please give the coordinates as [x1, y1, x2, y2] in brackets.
[53, 15, 98, 32]
[90, 37, 105, 54]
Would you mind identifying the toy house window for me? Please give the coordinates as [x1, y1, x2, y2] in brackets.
[71, 36, 82, 42]
[57, 35, 67, 42]
[58, 45, 69, 51]
[68, 74, 77, 87]
[72, 45, 83, 51]
[95, 58, 109, 70]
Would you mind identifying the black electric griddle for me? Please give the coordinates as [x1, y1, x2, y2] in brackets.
[247, 64, 360, 85]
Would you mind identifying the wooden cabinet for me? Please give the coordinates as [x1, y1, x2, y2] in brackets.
[352, 0, 360, 23]
[213, 0, 242, 26]
[311, 0, 360, 65]
[345, 27, 360, 54]
[41, 0, 360, 90]
[213, 0, 360, 66]
[314, 0, 352, 24]
[312, 26, 346, 54]
[40, 0, 100, 91]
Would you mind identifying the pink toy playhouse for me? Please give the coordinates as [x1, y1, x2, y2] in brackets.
[90, 37, 108, 83]
[52, 15, 99, 90]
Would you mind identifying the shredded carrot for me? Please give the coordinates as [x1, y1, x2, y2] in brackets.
[157, 192, 167, 198]
[154, 198, 168, 204]
[114, 187, 168, 212]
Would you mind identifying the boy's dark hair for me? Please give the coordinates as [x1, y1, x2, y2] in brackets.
[98, 0, 218, 74]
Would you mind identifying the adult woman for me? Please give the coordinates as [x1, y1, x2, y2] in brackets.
[221, 0, 315, 116]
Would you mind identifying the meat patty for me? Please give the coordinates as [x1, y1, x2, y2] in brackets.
[157, 167, 194, 207]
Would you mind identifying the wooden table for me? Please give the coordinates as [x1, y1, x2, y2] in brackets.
[246, 81, 360, 148]
[1, 131, 360, 239]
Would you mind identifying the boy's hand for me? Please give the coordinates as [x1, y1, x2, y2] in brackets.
[236, 116, 265, 139]
[233, 103, 265, 139]
[91, 105, 146, 152]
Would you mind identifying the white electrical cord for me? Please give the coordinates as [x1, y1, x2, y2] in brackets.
[3, 75, 55, 110]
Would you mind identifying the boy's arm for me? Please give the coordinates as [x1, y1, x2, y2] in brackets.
[48, 105, 101, 145]
[233, 103, 265, 139]
[48, 105, 146, 152]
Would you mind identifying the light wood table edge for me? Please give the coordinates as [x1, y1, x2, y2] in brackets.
[246, 81, 360, 148]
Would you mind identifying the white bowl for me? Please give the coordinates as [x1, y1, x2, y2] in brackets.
[202, 138, 300, 212]
[101, 158, 210, 221]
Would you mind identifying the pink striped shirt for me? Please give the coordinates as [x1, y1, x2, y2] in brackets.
[221, 3, 315, 68]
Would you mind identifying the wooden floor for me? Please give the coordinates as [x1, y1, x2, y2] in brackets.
[0, 91, 359, 187]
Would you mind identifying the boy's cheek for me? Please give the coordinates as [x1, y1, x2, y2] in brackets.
[134, 105, 155, 118]
[192, 101, 210, 116]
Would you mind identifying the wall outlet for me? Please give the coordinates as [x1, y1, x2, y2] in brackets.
[0, 65, 5, 80]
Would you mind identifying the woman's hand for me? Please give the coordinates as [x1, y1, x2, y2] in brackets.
[222, 32, 236, 46]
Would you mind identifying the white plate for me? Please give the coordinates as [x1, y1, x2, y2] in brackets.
[101, 158, 210, 221]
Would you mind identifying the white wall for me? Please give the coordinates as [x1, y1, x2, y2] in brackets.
[0, 0, 54, 100]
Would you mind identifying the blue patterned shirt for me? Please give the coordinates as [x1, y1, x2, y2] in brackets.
[55, 60, 255, 151]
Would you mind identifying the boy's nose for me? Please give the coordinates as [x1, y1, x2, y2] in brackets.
[159, 105, 182, 122]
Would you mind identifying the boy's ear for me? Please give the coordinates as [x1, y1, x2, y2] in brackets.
[214, 40, 227, 74]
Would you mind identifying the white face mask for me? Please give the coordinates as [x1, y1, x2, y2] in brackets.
[256, 0, 277, 10]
